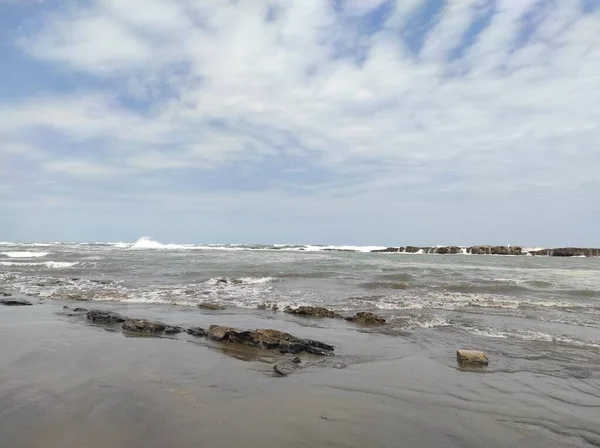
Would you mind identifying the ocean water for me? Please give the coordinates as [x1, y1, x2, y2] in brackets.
[2, 237, 600, 355]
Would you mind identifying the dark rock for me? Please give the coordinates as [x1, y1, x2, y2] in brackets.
[63, 305, 70, 310]
[371, 247, 403, 253]
[216, 277, 228, 284]
[468, 246, 491, 255]
[73, 307, 88, 312]
[257, 302, 279, 311]
[208, 325, 237, 341]
[186, 327, 207, 337]
[228, 328, 288, 350]
[529, 249, 552, 256]
[298, 338, 335, 352]
[551, 248, 600, 257]
[197, 303, 226, 311]
[89, 279, 113, 285]
[302, 345, 334, 356]
[122, 319, 166, 333]
[434, 246, 462, 254]
[273, 360, 299, 377]
[0, 298, 32, 306]
[164, 325, 182, 334]
[86, 309, 126, 324]
[284, 306, 340, 318]
[345, 312, 386, 325]
[1, 292, 12, 297]
[291, 356, 301, 364]
[278, 340, 306, 354]
[404, 246, 424, 254]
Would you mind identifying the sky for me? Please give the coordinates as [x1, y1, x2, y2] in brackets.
[0, 0, 599, 246]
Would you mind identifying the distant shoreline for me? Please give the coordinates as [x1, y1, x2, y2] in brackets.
[369, 246, 600, 257]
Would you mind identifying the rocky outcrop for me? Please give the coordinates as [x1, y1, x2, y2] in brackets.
[122, 319, 166, 333]
[284, 306, 340, 318]
[206, 325, 334, 356]
[164, 325, 183, 334]
[257, 302, 279, 311]
[369, 245, 600, 256]
[434, 246, 462, 254]
[456, 349, 489, 366]
[371, 247, 404, 253]
[86, 309, 126, 324]
[197, 303, 226, 311]
[0, 298, 32, 306]
[538, 248, 600, 257]
[186, 327, 207, 337]
[345, 312, 386, 325]
[1, 292, 12, 297]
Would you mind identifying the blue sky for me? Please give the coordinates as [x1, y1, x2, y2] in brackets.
[1, 0, 599, 246]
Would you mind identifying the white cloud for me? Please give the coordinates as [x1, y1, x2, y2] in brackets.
[2, 0, 599, 210]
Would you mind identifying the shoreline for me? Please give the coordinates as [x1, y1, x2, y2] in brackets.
[1, 301, 598, 447]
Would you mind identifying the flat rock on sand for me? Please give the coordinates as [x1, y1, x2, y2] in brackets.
[0, 298, 32, 306]
[457, 349, 489, 366]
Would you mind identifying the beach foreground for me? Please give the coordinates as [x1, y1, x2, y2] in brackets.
[1, 301, 598, 448]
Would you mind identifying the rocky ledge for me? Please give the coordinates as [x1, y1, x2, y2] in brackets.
[80, 309, 334, 357]
[283, 306, 386, 325]
[0, 298, 33, 306]
[371, 246, 600, 257]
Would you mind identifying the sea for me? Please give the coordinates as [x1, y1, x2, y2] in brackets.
[2, 236, 599, 353]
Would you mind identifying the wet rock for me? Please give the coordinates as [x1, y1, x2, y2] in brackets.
[186, 327, 207, 337]
[284, 306, 340, 318]
[89, 279, 113, 285]
[197, 303, 226, 311]
[371, 247, 403, 253]
[208, 325, 237, 341]
[216, 277, 228, 284]
[291, 356, 301, 364]
[529, 249, 552, 256]
[164, 325, 182, 334]
[63, 305, 71, 310]
[457, 349, 489, 366]
[1, 292, 12, 297]
[257, 302, 279, 311]
[273, 360, 299, 377]
[122, 319, 166, 333]
[550, 248, 600, 257]
[345, 312, 386, 325]
[73, 307, 88, 312]
[0, 298, 32, 306]
[434, 246, 462, 254]
[278, 340, 306, 354]
[86, 309, 126, 324]
[298, 338, 335, 352]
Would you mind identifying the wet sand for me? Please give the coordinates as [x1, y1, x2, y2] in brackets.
[1, 301, 599, 448]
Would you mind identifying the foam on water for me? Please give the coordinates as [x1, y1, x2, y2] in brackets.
[1, 251, 50, 258]
[0, 261, 78, 268]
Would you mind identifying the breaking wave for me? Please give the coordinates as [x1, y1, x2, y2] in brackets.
[1, 251, 50, 258]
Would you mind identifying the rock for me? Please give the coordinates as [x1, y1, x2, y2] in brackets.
[89, 279, 113, 285]
[1, 292, 12, 297]
[291, 356, 301, 364]
[122, 319, 166, 333]
[86, 310, 126, 324]
[273, 360, 299, 377]
[345, 312, 386, 325]
[208, 325, 237, 341]
[434, 246, 462, 254]
[297, 338, 335, 352]
[550, 247, 600, 257]
[197, 302, 226, 311]
[0, 298, 32, 306]
[257, 302, 279, 311]
[456, 349, 489, 366]
[278, 340, 306, 354]
[284, 306, 340, 318]
[216, 277, 228, 284]
[371, 247, 403, 253]
[164, 325, 183, 334]
[529, 249, 552, 256]
[404, 246, 424, 253]
[228, 328, 289, 350]
[73, 307, 88, 312]
[186, 327, 207, 337]
[63, 305, 71, 310]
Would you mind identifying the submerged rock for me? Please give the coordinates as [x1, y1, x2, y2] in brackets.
[122, 319, 166, 333]
[73, 307, 88, 312]
[257, 302, 279, 311]
[187, 327, 207, 337]
[456, 349, 489, 366]
[197, 303, 226, 311]
[284, 306, 340, 318]
[345, 312, 386, 325]
[0, 298, 32, 306]
[86, 309, 126, 324]
[273, 360, 299, 377]
[371, 247, 404, 253]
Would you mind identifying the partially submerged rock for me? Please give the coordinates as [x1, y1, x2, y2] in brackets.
[164, 325, 183, 334]
[284, 306, 340, 318]
[0, 298, 32, 306]
[197, 303, 226, 311]
[345, 312, 386, 325]
[206, 325, 334, 356]
[1, 292, 12, 297]
[257, 302, 279, 311]
[187, 327, 207, 337]
[73, 307, 88, 312]
[457, 349, 489, 366]
[86, 309, 126, 324]
[273, 360, 299, 377]
[122, 319, 166, 333]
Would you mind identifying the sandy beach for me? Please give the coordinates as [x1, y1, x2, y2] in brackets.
[1, 299, 598, 448]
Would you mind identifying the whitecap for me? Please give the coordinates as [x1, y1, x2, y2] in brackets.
[1, 251, 50, 258]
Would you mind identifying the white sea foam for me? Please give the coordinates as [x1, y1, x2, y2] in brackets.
[461, 326, 600, 347]
[0, 261, 78, 268]
[130, 237, 192, 250]
[1, 251, 50, 258]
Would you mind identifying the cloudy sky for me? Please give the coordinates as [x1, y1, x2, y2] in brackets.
[1, 0, 599, 245]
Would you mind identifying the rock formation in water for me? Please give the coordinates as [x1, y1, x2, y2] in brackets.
[345, 312, 386, 325]
[284, 306, 341, 318]
[370, 245, 599, 257]
[0, 298, 32, 306]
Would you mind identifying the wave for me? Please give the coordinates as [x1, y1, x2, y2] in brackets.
[460, 326, 600, 348]
[0, 261, 78, 268]
[1, 251, 50, 258]
[129, 237, 194, 250]
[203, 276, 274, 285]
